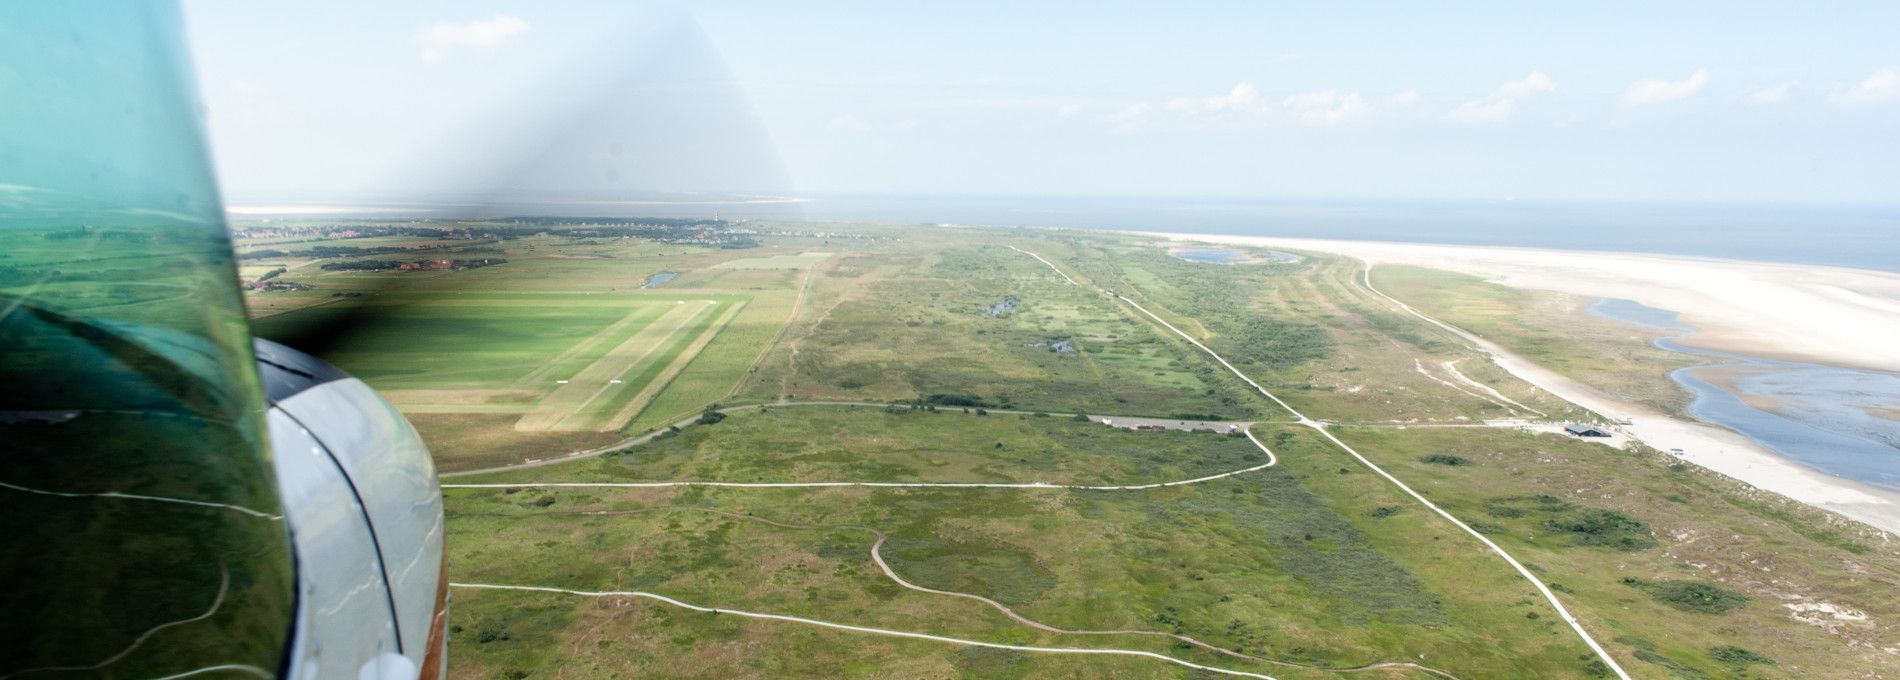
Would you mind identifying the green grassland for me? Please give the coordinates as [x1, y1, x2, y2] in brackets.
[228, 222, 1900, 678]
[468, 405, 1274, 486]
[1334, 425, 1900, 678]
[1367, 265, 1701, 416]
[239, 229, 819, 470]
[735, 241, 1277, 420]
[1055, 237, 1584, 424]
[448, 409, 1603, 678]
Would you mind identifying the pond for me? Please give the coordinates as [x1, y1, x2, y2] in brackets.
[1170, 248, 1300, 264]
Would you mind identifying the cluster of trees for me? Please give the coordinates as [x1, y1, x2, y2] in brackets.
[40, 226, 154, 243]
[318, 258, 507, 272]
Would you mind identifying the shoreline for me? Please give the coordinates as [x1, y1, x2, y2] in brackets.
[1148, 234, 1900, 375]
[1152, 232, 1900, 535]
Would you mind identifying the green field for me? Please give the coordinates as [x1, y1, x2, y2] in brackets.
[448, 409, 1597, 678]
[735, 244, 1278, 420]
[229, 222, 1900, 678]
[242, 231, 811, 470]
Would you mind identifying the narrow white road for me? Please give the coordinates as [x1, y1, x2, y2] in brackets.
[450, 582, 1280, 679]
[1005, 244, 1080, 285]
[443, 428, 1276, 491]
[1081, 265, 1631, 680]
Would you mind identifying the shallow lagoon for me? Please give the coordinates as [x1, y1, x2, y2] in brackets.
[1590, 299, 1900, 490]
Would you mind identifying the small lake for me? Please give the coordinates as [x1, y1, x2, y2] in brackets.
[1590, 298, 1900, 489]
[1170, 248, 1300, 264]
[644, 272, 678, 288]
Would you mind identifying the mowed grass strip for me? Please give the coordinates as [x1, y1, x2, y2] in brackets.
[599, 300, 748, 432]
[252, 295, 647, 390]
[516, 303, 712, 432]
[513, 301, 671, 389]
[556, 303, 727, 431]
[625, 289, 794, 433]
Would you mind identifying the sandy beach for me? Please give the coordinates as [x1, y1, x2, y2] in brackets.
[1159, 233, 1900, 535]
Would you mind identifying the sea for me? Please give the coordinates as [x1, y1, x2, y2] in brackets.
[778, 196, 1900, 274]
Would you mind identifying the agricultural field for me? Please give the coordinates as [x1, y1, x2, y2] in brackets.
[233, 221, 1899, 677]
[238, 223, 815, 470]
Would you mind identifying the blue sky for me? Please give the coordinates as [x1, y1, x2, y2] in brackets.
[185, 1, 1900, 203]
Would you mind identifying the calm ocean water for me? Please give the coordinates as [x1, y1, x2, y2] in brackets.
[774, 196, 1900, 273]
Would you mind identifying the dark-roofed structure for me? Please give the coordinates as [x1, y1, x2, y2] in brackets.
[1564, 423, 1610, 437]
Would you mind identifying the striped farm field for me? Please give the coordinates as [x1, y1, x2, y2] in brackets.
[253, 290, 751, 433]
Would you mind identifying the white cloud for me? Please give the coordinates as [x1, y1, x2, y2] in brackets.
[417, 14, 531, 62]
[1748, 81, 1796, 105]
[826, 114, 870, 132]
[1385, 89, 1421, 107]
[1281, 90, 1368, 126]
[1622, 67, 1710, 106]
[1108, 103, 1154, 133]
[1055, 102, 1086, 117]
[1447, 72, 1556, 122]
[1832, 66, 1900, 106]
[1165, 82, 1268, 115]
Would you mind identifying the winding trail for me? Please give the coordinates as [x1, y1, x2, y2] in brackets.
[517, 504, 1461, 679]
[446, 418, 1275, 492]
[452, 582, 1282, 679]
[442, 400, 1288, 479]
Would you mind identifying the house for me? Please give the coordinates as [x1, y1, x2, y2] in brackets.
[1564, 423, 1610, 437]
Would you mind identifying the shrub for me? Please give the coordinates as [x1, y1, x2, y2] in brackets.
[1418, 454, 1472, 466]
[1710, 645, 1773, 665]
[923, 393, 992, 407]
[1623, 578, 1749, 614]
[1545, 509, 1654, 550]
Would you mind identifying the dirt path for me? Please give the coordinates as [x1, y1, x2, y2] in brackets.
[443, 424, 1275, 491]
[1086, 267, 1632, 680]
[449, 582, 1280, 679]
[442, 246, 1629, 678]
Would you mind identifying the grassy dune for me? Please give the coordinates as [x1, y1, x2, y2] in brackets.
[1367, 265, 1701, 416]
